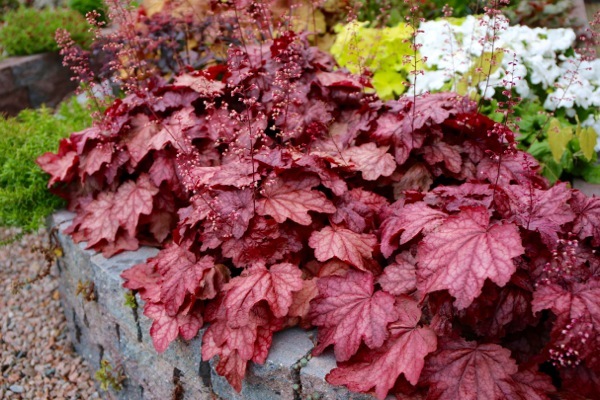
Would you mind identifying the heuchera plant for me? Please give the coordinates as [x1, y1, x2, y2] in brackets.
[38, 7, 600, 400]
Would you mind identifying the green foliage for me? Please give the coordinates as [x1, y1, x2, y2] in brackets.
[68, 0, 107, 22]
[330, 21, 418, 99]
[0, 97, 92, 231]
[0, 7, 93, 56]
[355, 0, 478, 27]
[124, 291, 138, 308]
[95, 360, 125, 392]
[497, 99, 600, 184]
[0, 0, 18, 21]
[455, 51, 504, 97]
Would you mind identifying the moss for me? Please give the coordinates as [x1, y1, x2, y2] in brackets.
[0, 97, 92, 231]
[0, 7, 93, 56]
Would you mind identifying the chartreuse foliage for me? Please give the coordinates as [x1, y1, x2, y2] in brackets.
[332, 15, 600, 184]
[0, 98, 91, 231]
[39, 21, 600, 399]
[330, 21, 418, 99]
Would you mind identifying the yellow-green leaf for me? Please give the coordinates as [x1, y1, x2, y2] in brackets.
[547, 118, 573, 162]
[456, 51, 504, 96]
[577, 125, 597, 161]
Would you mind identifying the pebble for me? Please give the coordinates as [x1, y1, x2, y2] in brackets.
[9, 385, 23, 393]
[0, 228, 99, 399]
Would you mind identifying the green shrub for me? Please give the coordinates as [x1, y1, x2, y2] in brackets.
[0, 7, 93, 56]
[0, 97, 92, 231]
[69, 0, 107, 22]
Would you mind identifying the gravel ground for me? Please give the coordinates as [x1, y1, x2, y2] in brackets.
[1, 228, 100, 399]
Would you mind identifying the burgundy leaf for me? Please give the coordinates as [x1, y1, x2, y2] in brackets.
[36, 139, 78, 186]
[326, 297, 437, 399]
[503, 183, 575, 247]
[224, 263, 303, 325]
[257, 176, 336, 225]
[331, 188, 389, 233]
[154, 243, 216, 315]
[342, 142, 396, 181]
[417, 206, 524, 309]
[309, 226, 377, 270]
[173, 73, 225, 96]
[419, 140, 462, 174]
[571, 191, 600, 246]
[144, 302, 203, 353]
[422, 338, 520, 400]
[221, 216, 302, 268]
[380, 202, 447, 257]
[310, 270, 398, 361]
[378, 253, 417, 295]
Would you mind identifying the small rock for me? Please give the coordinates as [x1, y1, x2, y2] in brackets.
[9, 385, 24, 393]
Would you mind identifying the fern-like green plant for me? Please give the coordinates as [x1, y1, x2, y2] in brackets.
[0, 97, 92, 232]
[0, 7, 93, 56]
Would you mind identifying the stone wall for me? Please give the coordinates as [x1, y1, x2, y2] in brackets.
[50, 211, 376, 400]
[0, 53, 76, 116]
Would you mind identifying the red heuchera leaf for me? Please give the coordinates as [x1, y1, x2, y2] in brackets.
[147, 107, 200, 153]
[202, 301, 282, 392]
[378, 253, 417, 295]
[256, 175, 336, 225]
[36, 138, 78, 186]
[417, 206, 524, 309]
[392, 163, 434, 195]
[457, 280, 536, 338]
[121, 261, 161, 303]
[153, 243, 217, 315]
[331, 188, 389, 233]
[124, 114, 159, 166]
[419, 140, 462, 174]
[559, 362, 600, 398]
[293, 152, 348, 196]
[425, 183, 494, 212]
[372, 112, 427, 165]
[144, 302, 203, 353]
[477, 151, 544, 186]
[221, 216, 302, 267]
[79, 141, 113, 178]
[342, 142, 396, 181]
[173, 73, 225, 96]
[309, 226, 377, 270]
[67, 174, 159, 253]
[288, 278, 318, 321]
[310, 270, 398, 361]
[186, 161, 259, 189]
[422, 338, 520, 400]
[503, 183, 575, 247]
[200, 188, 255, 242]
[571, 191, 600, 246]
[113, 174, 160, 238]
[509, 368, 556, 400]
[532, 279, 600, 365]
[223, 263, 303, 326]
[380, 202, 447, 257]
[326, 297, 437, 399]
[395, 92, 467, 131]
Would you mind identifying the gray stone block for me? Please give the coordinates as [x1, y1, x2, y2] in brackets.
[301, 351, 376, 400]
[0, 53, 76, 116]
[50, 211, 389, 400]
[210, 328, 314, 400]
[573, 179, 600, 197]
